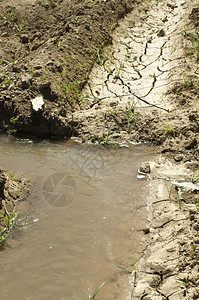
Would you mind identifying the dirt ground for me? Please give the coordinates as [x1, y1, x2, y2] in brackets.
[0, 0, 198, 159]
[0, 0, 133, 136]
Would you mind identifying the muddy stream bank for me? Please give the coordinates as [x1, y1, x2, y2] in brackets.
[0, 0, 199, 298]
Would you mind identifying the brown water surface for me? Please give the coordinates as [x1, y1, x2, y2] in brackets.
[0, 136, 155, 300]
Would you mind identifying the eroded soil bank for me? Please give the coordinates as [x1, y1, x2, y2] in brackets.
[0, 0, 133, 136]
[0, 168, 29, 243]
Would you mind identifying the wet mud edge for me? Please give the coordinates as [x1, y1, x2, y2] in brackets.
[0, 168, 30, 244]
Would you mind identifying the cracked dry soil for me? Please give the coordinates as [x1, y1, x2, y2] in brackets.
[78, 0, 199, 155]
[129, 167, 199, 300]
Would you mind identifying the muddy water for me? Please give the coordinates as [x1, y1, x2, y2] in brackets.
[0, 135, 155, 300]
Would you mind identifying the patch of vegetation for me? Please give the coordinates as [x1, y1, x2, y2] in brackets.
[91, 131, 112, 146]
[62, 80, 86, 105]
[189, 170, 199, 184]
[113, 63, 124, 80]
[0, 206, 21, 243]
[7, 129, 16, 135]
[0, 172, 30, 244]
[122, 102, 138, 125]
[53, 36, 61, 47]
[10, 117, 16, 124]
[184, 30, 199, 61]
[16, 19, 23, 35]
[161, 125, 179, 138]
[3, 7, 17, 25]
[8, 173, 17, 180]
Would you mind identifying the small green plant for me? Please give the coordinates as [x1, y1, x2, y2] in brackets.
[8, 173, 17, 180]
[189, 170, 199, 184]
[161, 125, 179, 137]
[62, 85, 68, 101]
[91, 131, 111, 146]
[29, 67, 34, 77]
[53, 36, 61, 47]
[50, 0, 56, 7]
[184, 30, 199, 61]
[5, 77, 11, 84]
[11, 56, 15, 66]
[182, 73, 194, 88]
[191, 245, 197, 257]
[71, 17, 80, 24]
[23, 179, 31, 188]
[3, 8, 12, 25]
[91, 281, 107, 299]
[0, 210, 17, 242]
[0, 204, 26, 243]
[3, 7, 17, 25]
[16, 19, 23, 35]
[10, 117, 16, 124]
[7, 129, 16, 135]
[113, 63, 124, 80]
[62, 80, 86, 105]
[182, 276, 190, 288]
[95, 46, 109, 66]
[122, 102, 137, 125]
[0, 203, 17, 242]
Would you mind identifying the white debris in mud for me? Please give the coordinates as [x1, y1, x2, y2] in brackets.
[172, 181, 199, 191]
[31, 96, 44, 111]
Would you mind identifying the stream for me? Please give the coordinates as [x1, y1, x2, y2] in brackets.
[0, 135, 155, 300]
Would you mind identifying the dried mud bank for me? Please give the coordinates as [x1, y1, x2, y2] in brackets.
[0, 168, 30, 243]
[76, 0, 199, 160]
[127, 161, 199, 300]
[0, 0, 133, 136]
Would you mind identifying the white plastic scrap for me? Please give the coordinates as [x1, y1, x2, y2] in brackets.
[172, 181, 199, 191]
[31, 96, 44, 111]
